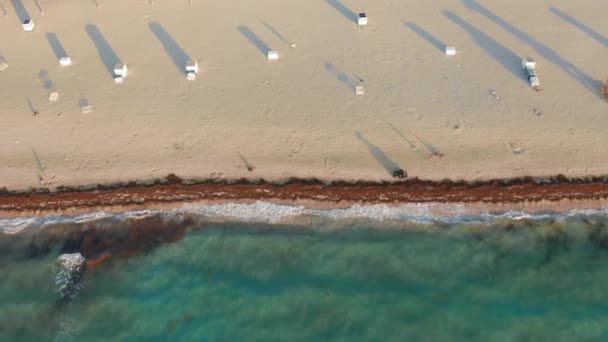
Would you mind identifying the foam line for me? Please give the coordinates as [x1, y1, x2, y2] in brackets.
[2, 202, 608, 234]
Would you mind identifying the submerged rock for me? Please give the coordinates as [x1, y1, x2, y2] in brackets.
[54, 253, 86, 302]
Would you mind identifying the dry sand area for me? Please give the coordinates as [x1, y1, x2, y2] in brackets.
[1, 0, 607, 190]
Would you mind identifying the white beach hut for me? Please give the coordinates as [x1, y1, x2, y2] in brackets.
[114, 63, 127, 83]
[522, 57, 541, 90]
[49, 91, 59, 102]
[22, 19, 35, 32]
[59, 57, 72, 66]
[444, 46, 456, 55]
[186, 60, 198, 73]
[0, 59, 7, 72]
[357, 13, 368, 26]
[186, 60, 198, 80]
[114, 63, 127, 76]
[267, 50, 279, 60]
[355, 85, 365, 95]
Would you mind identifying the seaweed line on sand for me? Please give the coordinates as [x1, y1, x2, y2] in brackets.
[1, 174, 608, 212]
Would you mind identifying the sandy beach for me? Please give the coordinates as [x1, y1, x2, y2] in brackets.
[1, 0, 607, 191]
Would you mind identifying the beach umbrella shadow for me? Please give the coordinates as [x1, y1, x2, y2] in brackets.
[259, 19, 290, 46]
[550, 7, 608, 49]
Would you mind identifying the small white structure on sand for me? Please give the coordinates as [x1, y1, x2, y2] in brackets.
[355, 85, 365, 95]
[114, 63, 127, 83]
[522, 57, 541, 90]
[186, 60, 198, 73]
[0, 61, 7, 72]
[22, 19, 35, 32]
[49, 91, 59, 102]
[114, 63, 127, 77]
[81, 104, 93, 114]
[358, 13, 368, 26]
[59, 57, 72, 66]
[445, 46, 456, 55]
[186, 60, 198, 80]
[267, 50, 279, 60]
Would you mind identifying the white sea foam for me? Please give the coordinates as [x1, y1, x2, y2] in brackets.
[2, 201, 608, 234]
[0, 209, 161, 234]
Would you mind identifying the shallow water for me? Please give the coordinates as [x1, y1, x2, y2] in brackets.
[2, 208, 608, 341]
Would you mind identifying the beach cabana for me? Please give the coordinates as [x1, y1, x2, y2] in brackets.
[267, 50, 279, 60]
[114, 63, 127, 83]
[49, 91, 59, 102]
[186, 60, 198, 80]
[445, 46, 456, 55]
[59, 57, 72, 66]
[114, 63, 127, 77]
[186, 60, 198, 73]
[22, 19, 35, 32]
[358, 13, 368, 26]
[522, 57, 541, 90]
[355, 85, 364, 95]
[0, 60, 7, 71]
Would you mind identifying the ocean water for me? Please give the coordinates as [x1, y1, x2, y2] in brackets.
[2, 202, 608, 341]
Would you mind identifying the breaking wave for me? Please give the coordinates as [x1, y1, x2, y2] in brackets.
[2, 201, 608, 234]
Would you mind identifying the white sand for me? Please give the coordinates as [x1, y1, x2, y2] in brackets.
[1, 0, 607, 190]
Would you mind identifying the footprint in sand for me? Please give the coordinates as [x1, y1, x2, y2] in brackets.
[323, 157, 337, 175]
[287, 134, 303, 157]
[508, 142, 525, 155]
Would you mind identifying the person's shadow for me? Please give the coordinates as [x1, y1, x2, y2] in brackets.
[355, 131, 402, 176]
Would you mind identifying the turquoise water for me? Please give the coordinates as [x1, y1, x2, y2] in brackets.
[2, 213, 608, 341]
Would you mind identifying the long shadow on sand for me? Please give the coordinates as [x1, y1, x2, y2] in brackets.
[259, 19, 290, 46]
[404, 22, 446, 52]
[149, 22, 190, 74]
[85, 24, 121, 78]
[443, 10, 524, 83]
[324, 62, 357, 89]
[38, 70, 54, 90]
[237, 26, 271, 57]
[10, 0, 30, 22]
[550, 7, 608, 49]
[46, 33, 68, 61]
[355, 131, 401, 177]
[385, 121, 416, 149]
[26, 97, 36, 114]
[325, 0, 357, 24]
[462, 0, 602, 95]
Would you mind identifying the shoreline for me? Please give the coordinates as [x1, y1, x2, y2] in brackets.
[2, 174, 608, 217]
